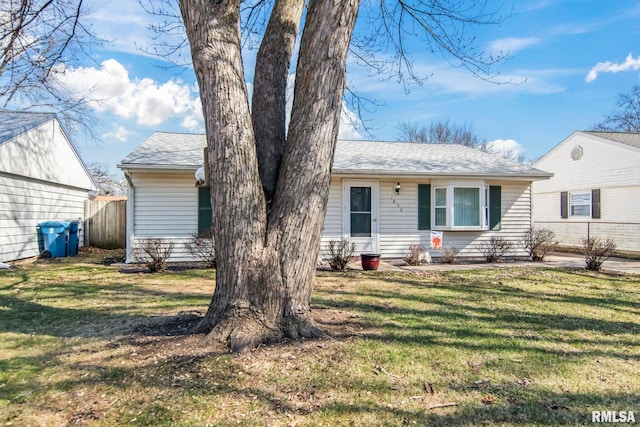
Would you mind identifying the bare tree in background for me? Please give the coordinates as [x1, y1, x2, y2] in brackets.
[398, 120, 527, 163]
[87, 163, 127, 197]
[0, 0, 98, 131]
[591, 85, 640, 132]
[169, 0, 511, 352]
[397, 120, 487, 148]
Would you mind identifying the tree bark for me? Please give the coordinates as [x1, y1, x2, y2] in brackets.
[180, 0, 360, 352]
[252, 0, 305, 201]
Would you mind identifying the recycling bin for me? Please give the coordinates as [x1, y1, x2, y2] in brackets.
[37, 221, 68, 258]
[67, 221, 79, 256]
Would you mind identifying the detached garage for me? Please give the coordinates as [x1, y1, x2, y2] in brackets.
[0, 111, 96, 262]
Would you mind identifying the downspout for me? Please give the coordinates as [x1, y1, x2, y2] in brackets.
[123, 170, 135, 263]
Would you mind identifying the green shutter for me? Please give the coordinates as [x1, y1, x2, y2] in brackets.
[560, 191, 568, 219]
[489, 185, 502, 230]
[418, 184, 431, 230]
[198, 187, 213, 236]
[591, 189, 601, 219]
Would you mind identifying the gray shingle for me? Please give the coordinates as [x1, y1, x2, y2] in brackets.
[119, 132, 206, 167]
[0, 111, 56, 145]
[119, 132, 551, 178]
[584, 131, 640, 149]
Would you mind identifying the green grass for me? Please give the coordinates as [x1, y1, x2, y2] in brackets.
[1, 256, 639, 426]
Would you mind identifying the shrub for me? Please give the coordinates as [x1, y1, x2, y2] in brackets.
[440, 246, 459, 264]
[582, 237, 616, 271]
[132, 238, 175, 273]
[404, 244, 429, 266]
[184, 227, 216, 268]
[521, 227, 558, 261]
[326, 238, 355, 271]
[479, 236, 513, 263]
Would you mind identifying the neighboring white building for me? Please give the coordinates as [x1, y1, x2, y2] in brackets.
[532, 131, 640, 253]
[118, 132, 551, 262]
[0, 111, 96, 262]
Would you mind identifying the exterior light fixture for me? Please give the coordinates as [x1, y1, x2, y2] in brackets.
[395, 182, 401, 194]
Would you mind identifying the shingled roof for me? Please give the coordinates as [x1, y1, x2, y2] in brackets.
[584, 131, 640, 149]
[119, 131, 551, 179]
[0, 111, 56, 145]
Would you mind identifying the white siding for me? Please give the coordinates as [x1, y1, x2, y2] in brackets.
[321, 177, 532, 259]
[533, 132, 640, 223]
[532, 132, 640, 252]
[0, 119, 94, 190]
[128, 172, 199, 262]
[0, 174, 88, 262]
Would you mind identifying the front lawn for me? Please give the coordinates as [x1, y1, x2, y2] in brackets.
[1, 255, 638, 426]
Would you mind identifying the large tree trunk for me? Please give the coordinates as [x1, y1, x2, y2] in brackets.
[180, 0, 360, 352]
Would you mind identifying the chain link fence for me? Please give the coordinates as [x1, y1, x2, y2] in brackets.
[534, 221, 640, 255]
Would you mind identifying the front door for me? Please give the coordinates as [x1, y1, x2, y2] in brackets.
[342, 180, 379, 254]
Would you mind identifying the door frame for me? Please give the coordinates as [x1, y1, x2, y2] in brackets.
[342, 179, 379, 254]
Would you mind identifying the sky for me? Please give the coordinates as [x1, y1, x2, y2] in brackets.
[65, 0, 640, 175]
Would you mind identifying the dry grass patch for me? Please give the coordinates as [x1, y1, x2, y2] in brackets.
[1, 256, 639, 426]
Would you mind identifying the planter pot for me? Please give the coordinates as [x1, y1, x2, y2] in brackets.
[361, 253, 381, 271]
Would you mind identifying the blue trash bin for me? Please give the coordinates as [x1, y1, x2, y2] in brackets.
[37, 221, 68, 258]
[67, 221, 79, 256]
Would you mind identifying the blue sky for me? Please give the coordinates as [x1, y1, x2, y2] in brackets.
[69, 0, 640, 174]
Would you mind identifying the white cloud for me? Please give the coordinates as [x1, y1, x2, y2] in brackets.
[488, 37, 540, 55]
[586, 53, 640, 82]
[102, 125, 130, 142]
[54, 59, 203, 130]
[486, 139, 526, 161]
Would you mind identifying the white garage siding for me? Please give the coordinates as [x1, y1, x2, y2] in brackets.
[0, 173, 88, 262]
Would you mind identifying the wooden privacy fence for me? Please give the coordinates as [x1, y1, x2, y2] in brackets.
[84, 197, 126, 249]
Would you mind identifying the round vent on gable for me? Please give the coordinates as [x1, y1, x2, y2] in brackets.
[571, 145, 583, 161]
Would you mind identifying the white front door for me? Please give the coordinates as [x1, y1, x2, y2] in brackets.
[342, 180, 379, 254]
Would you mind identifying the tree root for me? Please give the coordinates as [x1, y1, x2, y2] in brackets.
[197, 309, 326, 352]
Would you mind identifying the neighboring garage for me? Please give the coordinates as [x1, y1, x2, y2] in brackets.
[0, 111, 96, 262]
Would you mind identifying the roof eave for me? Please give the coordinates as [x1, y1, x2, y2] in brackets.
[331, 169, 552, 181]
[117, 163, 201, 171]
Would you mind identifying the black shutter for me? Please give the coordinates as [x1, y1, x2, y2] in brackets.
[198, 187, 213, 236]
[560, 191, 568, 219]
[591, 189, 601, 219]
[418, 184, 431, 230]
[489, 186, 502, 230]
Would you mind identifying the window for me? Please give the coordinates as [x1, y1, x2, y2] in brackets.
[570, 192, 591, 216]
[561, 189, 601, 219]
[434, 187, 447, 227]
[454, 187, 480, 227]
[350, 186, 371, 237]
[198, 187, 212, 236]
[420, 182, 500, 231]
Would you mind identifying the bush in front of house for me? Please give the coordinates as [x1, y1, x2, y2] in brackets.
[440, 246, 459, 264]
[404, 244, 430, 266]
[582, 237, 616, 271]
[184, 227, 216, 268]
[132, 238, 175, 273]
[521, 227, 558, 261]
[326, 238, 355, 271]
[479, 236, 513, 263]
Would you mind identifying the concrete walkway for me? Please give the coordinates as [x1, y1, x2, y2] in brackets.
[348, 252, 640, 275]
